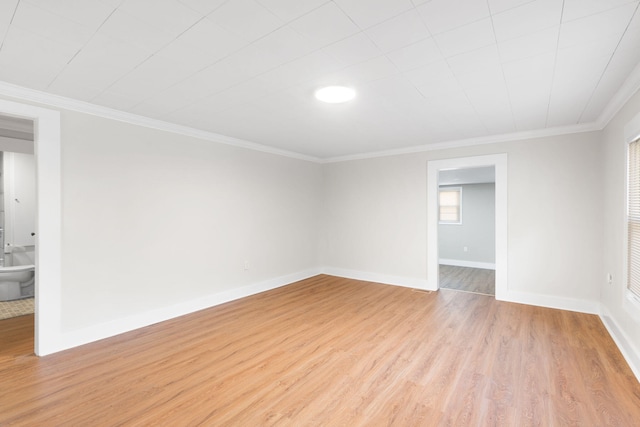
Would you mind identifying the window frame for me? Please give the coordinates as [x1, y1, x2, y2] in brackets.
[438, 186, 462, 225]
[627, 137, 640, 315]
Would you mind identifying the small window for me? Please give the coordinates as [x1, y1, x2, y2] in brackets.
[439, 187, 462, 224]
[628, 139, 640, 303]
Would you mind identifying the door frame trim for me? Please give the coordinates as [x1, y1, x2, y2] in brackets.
[427, 154, 508, 299]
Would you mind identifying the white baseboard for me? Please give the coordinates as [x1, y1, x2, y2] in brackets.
[322, 267, 430, 290]
[599, 305, 640, 383]
[503, 290, 600, 314]
[439, 259, 495, 270]
[49, 268, 323, 355]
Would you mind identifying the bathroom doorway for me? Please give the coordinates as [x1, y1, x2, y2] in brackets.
[0, 98, 61, 357]
[0, 115, 36, 357]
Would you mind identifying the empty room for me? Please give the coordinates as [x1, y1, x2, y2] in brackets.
[1, 0, 640, 425]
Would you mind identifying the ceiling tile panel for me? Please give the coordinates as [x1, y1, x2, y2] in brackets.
[118, 0, 202, 37]
[0, 1, 18, 43]
[365, 9, 431, 53]
[559, 2, 637, 49]
[11, 2, 95, 50]
[320, 56, 399, 86]
[487, 0, 535, 14]
[177, 17, 247, 51]
[207, 0, 283, 43]
[403, 60, 456, 87]
[175, 0, 227, 15]
[334, 0, 414, 29]
[68, 33, 152, 75]
[434, 18, 496, 58]
[417, 0, 490, 35]
[108, 55, 201, 100]
[0, 26, 78, 85]
[289, 2, 360, 47]
[98, 9, 176, 52]
[492, 0, 562, 42]
[322, 33, 383, 67]
[562, 0, 638, 23]
[24, 0, 115, 28]
[386, 37, 443, 71]
[497, 26, 559, 63]
[250, 26, 316, 66]
[257, 0, 329, 22]
[259, 51, 342, 91]
[92, 90, 142, 110]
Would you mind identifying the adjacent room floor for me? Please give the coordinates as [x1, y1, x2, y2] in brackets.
[439, 265, 495, 296]
[0, 297, 34, 320]
[1, 275, 638, 425]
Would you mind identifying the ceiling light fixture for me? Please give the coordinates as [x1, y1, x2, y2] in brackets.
[315, 86, 356, 103]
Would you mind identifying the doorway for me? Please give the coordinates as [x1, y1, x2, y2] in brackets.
[0, 116, 36, 322]
[427, 154, 508, 299]
[0, 98, 61, 356]
[438, 166, 495, 295]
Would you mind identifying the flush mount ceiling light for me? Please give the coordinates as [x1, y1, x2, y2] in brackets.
[314, 86, 356, 103]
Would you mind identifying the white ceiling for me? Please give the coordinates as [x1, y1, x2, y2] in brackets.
[0, 0, 639, 160]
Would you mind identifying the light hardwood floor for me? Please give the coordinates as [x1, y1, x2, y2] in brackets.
[1, 275, 639, 426]
[439, 265, 495, 295]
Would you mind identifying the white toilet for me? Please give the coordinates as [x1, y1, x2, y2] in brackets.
[0, 246, 35, 301]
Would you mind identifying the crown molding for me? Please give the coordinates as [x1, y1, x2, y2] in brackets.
[321, 122, 600, 163]
[596, 61, 640, 129]
[0, 81, 321, 163]
[1, 72, 639, 166]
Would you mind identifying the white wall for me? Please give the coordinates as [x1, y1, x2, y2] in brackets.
[601, 88, 640, 376]
[321, 132, 603, 307]
[438, 183, 495, 266]
[58, 112, 322, 331]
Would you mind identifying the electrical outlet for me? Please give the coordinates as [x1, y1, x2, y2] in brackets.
[244, 261, 249, 271]
[607, 273, 613, 285]
[463, 246, 468, 252]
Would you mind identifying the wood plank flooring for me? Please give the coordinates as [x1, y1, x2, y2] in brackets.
[439, 264, 495, 295]
[1, 275, 639, 426]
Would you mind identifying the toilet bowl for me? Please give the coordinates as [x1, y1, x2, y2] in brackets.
[0, 265, 35, 301]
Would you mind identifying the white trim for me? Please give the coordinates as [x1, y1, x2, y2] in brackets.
[45, 269, 323, 354]
[597, 61, 640, 130]
[600, 305, 640, 382]
[505, 290, 599, 314]
[0, 99, 62, 356]
[1, 71, 637, 165]
[322, 123, 598, 163]
[439, 259, 495, 270]
[427, 154, 508, 298]
[0, 81, 319, 164]
[0, 80, 623, 167]
[322, 267, 429, 290]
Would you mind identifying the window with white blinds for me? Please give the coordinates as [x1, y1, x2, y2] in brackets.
[628, 138, 640, 301]
[439, 187, 462, 224]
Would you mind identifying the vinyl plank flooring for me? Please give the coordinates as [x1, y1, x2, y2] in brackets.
[1, 275, 639, 426]
[439, 264, 495, 295]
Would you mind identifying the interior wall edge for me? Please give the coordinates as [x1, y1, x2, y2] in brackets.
[45, 268, 323, 356]
[600, 304, 640, 382]
[504, 289, 600, 315]
[321, 267, 430, 291]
